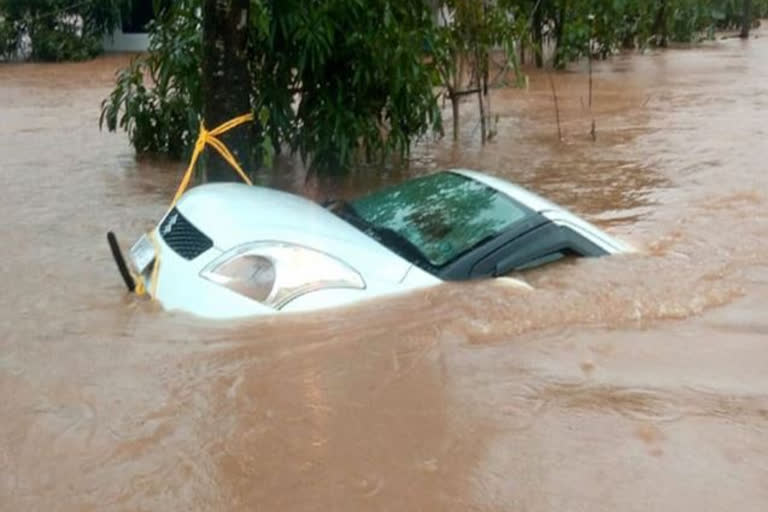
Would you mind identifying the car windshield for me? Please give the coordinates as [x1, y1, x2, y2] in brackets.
[344, 172, 532, 267]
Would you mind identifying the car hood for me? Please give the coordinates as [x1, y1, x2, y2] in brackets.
[171, 183, 415, 283]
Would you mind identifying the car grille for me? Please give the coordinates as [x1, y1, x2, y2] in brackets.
[159, 208, 213, 260]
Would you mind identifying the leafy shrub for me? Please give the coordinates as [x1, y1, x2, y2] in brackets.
[0, 0, 123, 61]
[100, 1, 202, 158]
[0, 15, 20, 59]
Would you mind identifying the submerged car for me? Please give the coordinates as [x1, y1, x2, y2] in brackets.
[115, 169, 631, 318]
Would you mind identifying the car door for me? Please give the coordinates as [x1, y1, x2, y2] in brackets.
[469, 222, 608, 278]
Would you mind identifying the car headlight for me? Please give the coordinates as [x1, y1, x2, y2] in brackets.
[199, 242, 366, 309]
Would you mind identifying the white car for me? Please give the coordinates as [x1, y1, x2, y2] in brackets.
[109, 169, 631, 319]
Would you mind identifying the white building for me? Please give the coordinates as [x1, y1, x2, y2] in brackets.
[103, 0, 154, 52]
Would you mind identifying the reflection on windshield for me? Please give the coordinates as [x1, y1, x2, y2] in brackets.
[348, 172, 530, 266]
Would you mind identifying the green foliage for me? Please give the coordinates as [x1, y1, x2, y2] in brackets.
[0, 0, 124, 61]
[0, 14, 21, 59]
[433, 0, 520, 91]
[100, 0, 202, 157]
[101, 0, 768, 172]
[103, 0, 442, 174]
[28, 23, 102, 61]
[252, 0, 441, 172]
[529, 0, 768, 68]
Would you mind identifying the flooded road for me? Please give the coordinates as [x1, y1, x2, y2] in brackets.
[2, 31, 768, 511]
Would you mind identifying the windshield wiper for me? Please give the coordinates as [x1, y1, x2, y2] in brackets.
[329, 200, 366, 226]
[366, 225, 433, 269]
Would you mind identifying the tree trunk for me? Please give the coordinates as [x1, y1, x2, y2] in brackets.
[653, 0, 668, 48]
[201, 0, 253, 183]
[478, 90, 486, 144]
[451, 92, 460, 141]
[553, 0, 567, 69]
[547, 72, 562, 141]
[622, 24, 636, 49]
[740, 0, 752, 39]
[533, 6, 543, 68]
[476, 48, 488, 144]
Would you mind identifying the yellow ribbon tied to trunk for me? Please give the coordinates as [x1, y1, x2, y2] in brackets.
[170, 112, 255, 206]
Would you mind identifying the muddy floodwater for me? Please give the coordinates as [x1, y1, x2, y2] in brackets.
[2, 31, 768, 512]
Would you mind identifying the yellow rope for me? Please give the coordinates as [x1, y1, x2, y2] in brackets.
[134, 112, 255, 298]
[130, 231, 162, 298]
[134, 276, 146, 296]
[148, 229, 162, 299]
[170, 112, 255, 206]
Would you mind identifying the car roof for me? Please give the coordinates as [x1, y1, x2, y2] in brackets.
[448, 168, 632, 254]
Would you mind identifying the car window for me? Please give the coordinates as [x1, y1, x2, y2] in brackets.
[348, 172, 532, 267]
[469, 223, 609, 278]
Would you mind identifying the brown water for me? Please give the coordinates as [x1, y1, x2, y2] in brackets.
[2, 32, 768, 511]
